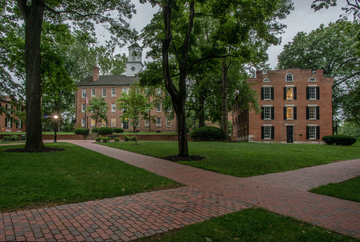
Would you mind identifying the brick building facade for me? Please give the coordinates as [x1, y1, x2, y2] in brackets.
[232, 69, 333, 143]
[0, 98, 26, 133]
[75, 44, 177, 132]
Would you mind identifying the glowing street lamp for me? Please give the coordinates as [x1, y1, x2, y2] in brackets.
[54, 115, 58, 142]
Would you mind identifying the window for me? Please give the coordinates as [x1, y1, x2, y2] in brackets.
[111, 88, 116, 97]
[308, 87, 316, 99]
[91, 89, 96, 97]
[284, 106, 297, 120]
[122, 88, 129, 94]
[308, 77, 316, 82]
[82, 89, 86, 97]
[261, 107, 274, 120]
[263, 78, 270, 82]
[307, 126, 320, 139]
[102, 119, 106, 127]
[6, 119, 11, 128]
[286, 107, 293, 119]
[166, 118, 171, 127]
[306, 106, 320, 120]
[6, 104, 12, 114]
[135, 119, 139, 127]
[309, 126, 316, 139]
[261, 87, 274, 100]
[145, 119, 150, 127]
[307, 86, 319, 100]
[102, 88, 106, 97]
[156, 118, 161, 127]
[264, 127, 271, 139]
[111, 118, 116, 127]
[17, 119, 22, 129]
[111, 104, 116, 112]
[285, 73, 293, 82]
[156, 103, 161, 112]
[261, 126, 274, 139]
[286, 87, 293, 100]
[157, 88, 162, 95]
[81, 118, 85, 127]
[309, 107, 316, 119]
[81, 104, 86, 113]
[91, 119, 95, 127]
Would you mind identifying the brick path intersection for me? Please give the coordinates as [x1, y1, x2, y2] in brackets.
[1, 140, 360, 241]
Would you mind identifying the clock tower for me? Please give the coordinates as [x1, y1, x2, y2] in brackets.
[126, 43, 144, 77]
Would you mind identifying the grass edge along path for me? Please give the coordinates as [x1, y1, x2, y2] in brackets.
[0, 142, 181, 213]
[139, 208, 359, 242]
[310, 176, 360, 203]
[100, 140, 360, 177]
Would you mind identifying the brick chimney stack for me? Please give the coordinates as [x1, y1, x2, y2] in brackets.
[93, 66, 100, 82]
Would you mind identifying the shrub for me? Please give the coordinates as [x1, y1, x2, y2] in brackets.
[10, 135, 20, 141]
[114, 137, 120, 142]
[322, 135, 356, 146]
[75, 128, 89, 135]
[92, 128, 99, 133]
[95, 136, 102, 142]
[3, 136, 10, 141]
[190, 126, 224, 141]
[124, 135, 129, 141]
[131, 136, 137, 141]
[97, 127, 113, 135]
[113, 128, 123, 133]
[102, 136, 111, 142]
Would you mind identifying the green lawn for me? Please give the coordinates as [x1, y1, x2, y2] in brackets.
[101, 140, 360, 177]
[0, 141, 25, 144]
[142, 208, 358, 242]
[0, 142, 178, 213]
[310, 176, 360, 203]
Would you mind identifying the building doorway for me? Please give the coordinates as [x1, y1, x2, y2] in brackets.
[286, 126, 294, 143]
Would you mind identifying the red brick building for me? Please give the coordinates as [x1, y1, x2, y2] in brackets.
[0, 97, 26, 133]
[75, 44, 177, 132]
[232, 69, 333, 143]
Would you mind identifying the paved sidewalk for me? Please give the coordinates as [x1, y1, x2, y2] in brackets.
[1, 140, 360, 241]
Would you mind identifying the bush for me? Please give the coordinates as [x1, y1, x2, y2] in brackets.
[114, 137, 120, 142]
[102, 136, 111, 142]
[124, 135, 129, 141]
[3, 136, 10, 141]
[131, 136, 137, 141]
[75, 128, 89, 135]
[97, 127, 113, 135]
[190, 126, 224, 141]
[322, 135, 357, 146]
[92, 128, 99, 133]
[113, 128, 123, 133]
[95, 136, 102, 142]
[10, 135, 20, 141]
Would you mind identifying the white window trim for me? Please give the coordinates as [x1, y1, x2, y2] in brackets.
[156, 103, 162, 112]
[156, 118, 161, 127]
[264, 107, 271, 120]
[263, 85, 272, 87]
[263, 105, 272, 107]
[111, 104, 116, 113]
[263, 87, 271, 100]
[111, 88, 116, 97]
[263, 78, 270, 82]
[308, 86, 316, 99]
[286, 87, 294, 100]
[111, 118, 116, 127]
[309, 126, 316, 139]
[309, 106, 316, 120]
[145, 119, 150, 127]
[285, 73, 293, 82]
[308, 77, 316, 82]
[166, 118, 171, 127]
[285, 85, 294, 87]
[308, 124, 318, 126]
[264, 126, 271, 139]
[81, 104, 86, 113]
[286, 106, 293, 120]
[91, 89, 96, 97]
[82, 89, 86, 98]
[91, 119, 95, 127]
[102, 88, 106, 97]
[308, 104, 318, 107]
[285, 124, 295, 126]
[81, 118, 85, 127]
[285, 104, 295, 107]
[263, 124, 272, 126]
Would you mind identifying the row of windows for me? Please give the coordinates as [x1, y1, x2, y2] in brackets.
[81, 103, 163, 113]
[81, 118, 172, 128]
[3, 119, 22, 129]
[261, 126, 320, 140]
[82, 88, 130, 98]
[263, 74, 316, 83]
[261, 86, 320, 100]
[234, 112, 247, 125]
[260, 106, 320, 120]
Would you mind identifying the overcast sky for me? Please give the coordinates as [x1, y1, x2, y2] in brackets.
[102, 0, 348, 70]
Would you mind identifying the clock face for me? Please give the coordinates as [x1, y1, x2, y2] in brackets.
[131, 66, 136, 71]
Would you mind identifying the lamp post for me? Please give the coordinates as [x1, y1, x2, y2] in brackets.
[54, 115, 58, 142]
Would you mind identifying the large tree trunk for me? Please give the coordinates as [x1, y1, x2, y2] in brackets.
[221, 59, 229, 141]
[18, 0, 45, 149]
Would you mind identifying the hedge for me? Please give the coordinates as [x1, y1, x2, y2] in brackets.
[322, 135, 356, 146]
[190, 126, 223, 141]
[92, 128, 99, 133]
[97, 127, 113, 135]
[113, 128, 124, 133]
[75, 128, 89, 135]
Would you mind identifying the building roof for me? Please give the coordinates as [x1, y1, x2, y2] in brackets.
[76, 75, 138, 87]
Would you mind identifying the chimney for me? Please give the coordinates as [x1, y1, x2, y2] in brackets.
[93, 66, 100, 82]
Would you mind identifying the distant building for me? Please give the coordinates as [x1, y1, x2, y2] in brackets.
[75, 43, 177, 132]
[0, 97, 26, 133]
[232, 69, 333, 143]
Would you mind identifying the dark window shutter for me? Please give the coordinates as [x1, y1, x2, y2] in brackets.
[271, 87, 274, 100]
[283, 87, 286, 100]
[245, 112, 247, 122]
[306, 107, 309, 120]
[21, 121, 23, 129]
[306, 126, 309, 139]
[5, 118, 7, 127]
[294, 87, 297, 100]
[316, 87, 320, 100]
[271, 126, 274, 139]
[294, 107, 297, 120]
[316, 107, 320, 120]
[271, 107, 274, 120]
[316, 126, 320, 139]
[261, 127, 264, 139]
[261, 88, 264, 100]
[6, 104, 8, 109]
[306, 87, 309, 100]
[261, 107, 264, 120]
[283, 107, 286, 120]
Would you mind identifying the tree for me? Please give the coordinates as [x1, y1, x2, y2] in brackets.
[116, 84, 155, 144]
[277, 21, 360, 122]
[4, 0, 136, 149]
[311, 0, 360, 20]
[85, 96, 109, 128]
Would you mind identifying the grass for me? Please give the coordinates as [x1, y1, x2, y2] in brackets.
[0, 141, 25, 144]
[142, 208, 358, 242]
[100, 140, 360, 177]
[310, 176, 360, 203]
[0, 142, 178, 213]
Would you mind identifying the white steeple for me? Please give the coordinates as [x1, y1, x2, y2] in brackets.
[126, 43, 144, 77]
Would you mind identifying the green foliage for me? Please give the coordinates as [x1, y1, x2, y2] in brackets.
[74, 128, 89, 135]
[191, 127, 223, 141]
[124, 135, 130, 141]
[130, 136, 137, 141]
[10, 135, 21, 141]
[3, 136, 10, 141]
[112, 128, 123, 133]
[97, 127, 113, 135]
[339, 122, 360, 138]
[95, 136, 102, 142]
[85, 96, 109, 126]
[102, 136, 111, 142]
[114, 137, 120, 142]
[322, 135, 357, 146]
[91, 128, 99, 133]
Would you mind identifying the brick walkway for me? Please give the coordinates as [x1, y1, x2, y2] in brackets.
[1, 140, 360, 241]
